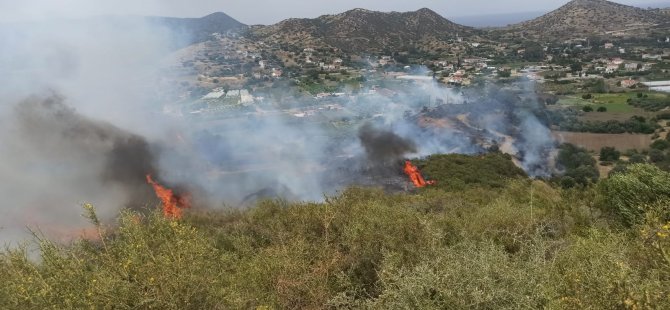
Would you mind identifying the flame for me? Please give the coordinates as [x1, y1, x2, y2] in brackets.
[146, 174, 191, 219]
[403, 160, 435, 188]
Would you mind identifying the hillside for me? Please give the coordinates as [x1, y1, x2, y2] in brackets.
[2, 156, 670, 308]
[149, 12, 247, 45]
[251, 8, 478, 52]
[504, 0, 669, 40]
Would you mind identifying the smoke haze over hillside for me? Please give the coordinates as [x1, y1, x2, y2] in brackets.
[0, 1, 558, 246]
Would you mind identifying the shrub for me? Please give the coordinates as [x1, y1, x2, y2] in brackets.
[600, 146, 620, 162]
[629, 154, 647, 164]
[597, 106, 607, 112]
[649, 149, 666, 163]
[415, 153, 527, 191]
[583, 106, 594, 112]
[651, 139, 670, 151]
[598, 164, 670, 225]
[582, 93, 593, 100]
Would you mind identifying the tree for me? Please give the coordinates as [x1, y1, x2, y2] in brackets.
[629, 154, 647, 164]
[570, 62, 583, 72]
[651, 139, 670, 151]
[498, 69, 512, 78]
[649, 149, 666, 163]
[600, 147, 621, 162]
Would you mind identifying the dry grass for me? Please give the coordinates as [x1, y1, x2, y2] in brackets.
[553, 131, 652, 152]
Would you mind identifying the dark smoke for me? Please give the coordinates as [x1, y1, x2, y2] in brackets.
[14, 92, 160, 209]
[358, 123, 417, 164]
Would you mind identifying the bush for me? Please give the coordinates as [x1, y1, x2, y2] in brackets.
[598, 164, 670, 225]
[651, 139, 670, 151]
[600, 147, 620, 162]
[597, 106, 607, 112]
[583, 106, 594, 112]
[415, 153, 527, 191]
[558, 144, 599, 186]
[649, 149, 666, 163]
[582, 93, 593, 100]
[629, 154, 647, 164]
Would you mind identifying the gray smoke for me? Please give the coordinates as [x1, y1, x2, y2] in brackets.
[0, 3, 558, 246]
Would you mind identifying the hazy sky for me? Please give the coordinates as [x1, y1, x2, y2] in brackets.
[0, 0, 668, 24]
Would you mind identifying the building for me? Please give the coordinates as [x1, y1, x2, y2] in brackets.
[202, 88, 226, 100]
[621, 79, 638, 88]
[624, 63, 639, 71]
[240, 90, 254, 104]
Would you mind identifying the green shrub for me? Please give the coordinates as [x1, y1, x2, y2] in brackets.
[598, 164, 670, 226]
[600, 146, 620, 162]
[415, 153, 527, 191]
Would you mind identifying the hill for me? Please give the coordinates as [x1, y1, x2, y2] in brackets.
[251, 8, 478, 53]
[504, 0, 669, 40]
[2, 158, 670, 308]
[148, 12, 247, 45]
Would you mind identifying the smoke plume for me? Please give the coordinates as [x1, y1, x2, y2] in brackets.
[0, 2, 558, 246]
[358, 123, 417, 164]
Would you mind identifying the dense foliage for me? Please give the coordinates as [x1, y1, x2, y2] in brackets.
[550, 109, 660, 134]
[414, 153, 527, 191]
[1, 157, 669, 309]
[628, 95, 670, 112]
[556, 143, 599, 188]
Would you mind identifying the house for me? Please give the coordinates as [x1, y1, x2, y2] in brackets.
[642, 54, 663, 60]
[605, 64, 620, 73]
[604, 43, 614, 49]
[610, 58, 624, 65]
[240, 90, 254, 104]
[624, 63, 639, 71]
[621, 79, 637, 88]
[201, 88, 226, 100]
[225, 90, 240, 98]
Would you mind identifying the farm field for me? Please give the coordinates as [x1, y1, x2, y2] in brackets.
[558, 92, 663, 121]
[552, 131, 652, 152]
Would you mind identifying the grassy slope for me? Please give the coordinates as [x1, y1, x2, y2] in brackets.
[1, 156, 669, 309]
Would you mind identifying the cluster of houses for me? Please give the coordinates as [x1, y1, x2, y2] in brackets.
[591, 57, 654, 74]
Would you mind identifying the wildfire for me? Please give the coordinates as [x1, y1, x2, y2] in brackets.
[403, 160, 435, 188]
[146, 174, 191, 219]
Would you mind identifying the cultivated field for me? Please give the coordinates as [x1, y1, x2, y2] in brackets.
[558, 92, 662, 121]
[553, 131, 652, 151]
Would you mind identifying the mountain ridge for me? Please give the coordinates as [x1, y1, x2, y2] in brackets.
[250, 8, 477, 52]
[504, 0, 669, 39]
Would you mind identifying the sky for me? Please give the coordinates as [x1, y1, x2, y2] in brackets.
[0, 0, 668, 25]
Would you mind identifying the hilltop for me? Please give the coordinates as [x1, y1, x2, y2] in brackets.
[250, 8, 478, 53]
[149, 12, 247, 45]
[503, 0, 669, 40]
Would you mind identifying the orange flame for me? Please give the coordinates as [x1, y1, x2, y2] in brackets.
[403, 160, 435, 188]
[146, 174, 191, 219]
